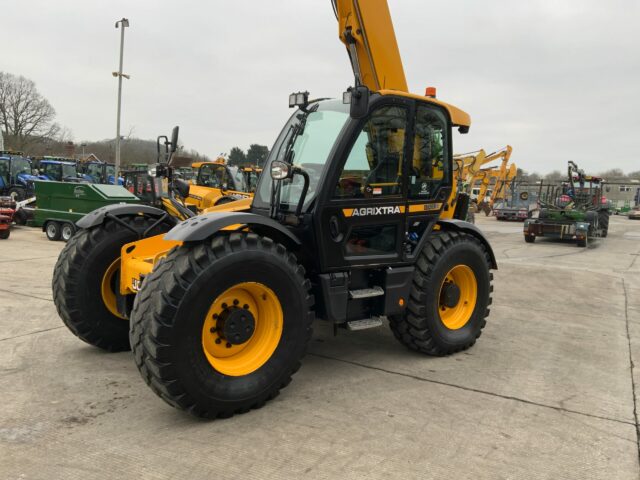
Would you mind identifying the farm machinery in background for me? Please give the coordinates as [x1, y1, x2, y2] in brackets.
[493, 180, 538, 221]
[453, 146, 517, 219]
[186, 159, 254, 210]
[0, 196, 16, 239]
[523, 161, 609, 247]
[78, 160, 124, 185]
[0, 151, 43, 201]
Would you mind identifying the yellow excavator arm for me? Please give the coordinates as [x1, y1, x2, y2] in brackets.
[334, 0, 470, 129]
[335, 0, 408, 92]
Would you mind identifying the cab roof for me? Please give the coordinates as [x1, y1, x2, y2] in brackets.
[40, 160, 77, 166]
[192, 161, 226, 169]
[379, 90, 471, 128]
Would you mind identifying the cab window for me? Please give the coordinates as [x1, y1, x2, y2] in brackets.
[409, 106, 448, 199]
[198, 165, 226, 188]
[334, 105, 407, 199]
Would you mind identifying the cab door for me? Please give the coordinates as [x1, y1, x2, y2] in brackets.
[315, 101, 413, 271]
[402, 103, 453, 260]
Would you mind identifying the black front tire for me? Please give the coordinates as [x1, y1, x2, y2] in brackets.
[129, 232, 314, 418]
[52, 215, 172, 351]
[0, 229, 9, 240]
[389, 231, 493, 356]
[524, 234, 535, 243]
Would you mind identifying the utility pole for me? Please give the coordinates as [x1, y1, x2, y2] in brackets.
[113, 18, 130, 175]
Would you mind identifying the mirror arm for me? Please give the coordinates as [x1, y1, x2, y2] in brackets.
[294, 168, 310, 218]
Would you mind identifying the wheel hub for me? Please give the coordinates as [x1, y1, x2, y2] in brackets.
[440, 282, 461, 308]
[217, 306, 255, 345]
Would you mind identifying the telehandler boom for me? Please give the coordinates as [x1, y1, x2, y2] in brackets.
[53, 0, 496, 418]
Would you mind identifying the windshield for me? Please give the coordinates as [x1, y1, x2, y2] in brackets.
[43, 164, 62, 180]
[106, 165, 116, 178]
[11, 158, 31, 176]
[227, 165, 247, 192]
[62, 164, 77, 179]
[255, 99, 350, 211]
[197, 164, 227, 188]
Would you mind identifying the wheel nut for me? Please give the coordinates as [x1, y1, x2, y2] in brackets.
[215, 338, 222, 344]
[222, 303, 228, 309]
[226, 342, 232, 348]
[210, 327, 216, 333]
[212, 313, 218, 319]
[243, 304, 249, 310]
[233, 299, 239, 306]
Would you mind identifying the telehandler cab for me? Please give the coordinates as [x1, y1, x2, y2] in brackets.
[185, 159, 253, 211]
[53, 0, 496, 418]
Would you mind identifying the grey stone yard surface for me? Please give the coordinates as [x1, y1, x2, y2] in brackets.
[1, 215, 639, 480]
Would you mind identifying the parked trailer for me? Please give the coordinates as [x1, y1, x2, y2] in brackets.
[30, 181, 141, 241]
[493, 182, 538, 221]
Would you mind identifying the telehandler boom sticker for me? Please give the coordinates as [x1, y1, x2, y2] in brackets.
[342, 203, 443, 217]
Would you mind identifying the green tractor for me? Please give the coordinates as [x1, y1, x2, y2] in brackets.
[524, 161, 609, 247]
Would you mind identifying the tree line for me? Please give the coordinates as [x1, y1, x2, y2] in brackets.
[227, 145, 270, 167]
[0, 71, 255, 166]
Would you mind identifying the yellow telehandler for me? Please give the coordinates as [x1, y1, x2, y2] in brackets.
[53, 0, 496, 418]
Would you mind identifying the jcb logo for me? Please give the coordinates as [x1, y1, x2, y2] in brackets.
[132, 277, 142, 292]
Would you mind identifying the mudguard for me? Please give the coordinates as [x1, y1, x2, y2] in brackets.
[77, 204, 173, 229]
[437, 218, 498, 269]
[164, 211, 301, 246]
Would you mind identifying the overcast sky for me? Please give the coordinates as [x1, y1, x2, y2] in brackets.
[3, 0, 639, 174]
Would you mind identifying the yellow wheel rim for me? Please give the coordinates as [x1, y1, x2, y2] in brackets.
[438, 265, 477, 330]
[101, 258, 126, 320]
[202, 282, 283, 377]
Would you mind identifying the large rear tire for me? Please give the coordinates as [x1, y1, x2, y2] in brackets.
[52, 215, 172, 351]
[389, 231, 493, 356]
[130, 232, 314, 418]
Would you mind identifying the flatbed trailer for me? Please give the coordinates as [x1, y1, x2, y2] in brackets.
[495, 206, 529, 221]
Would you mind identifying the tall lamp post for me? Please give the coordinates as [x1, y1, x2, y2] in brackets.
[113, 18, 130, 174]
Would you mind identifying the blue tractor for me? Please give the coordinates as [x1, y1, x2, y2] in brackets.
[80, 161, 124, 185]
[0, 151, 45, 201]
[37, 159, 85, 183]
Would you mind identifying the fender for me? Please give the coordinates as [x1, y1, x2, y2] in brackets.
[437, 218, 498, 269]
[77, 204, 176, 229]
[164, 211, 301, 246]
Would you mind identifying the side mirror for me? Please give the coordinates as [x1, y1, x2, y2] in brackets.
[344, 85, 370, 120]
[170, 126, 179, 153]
